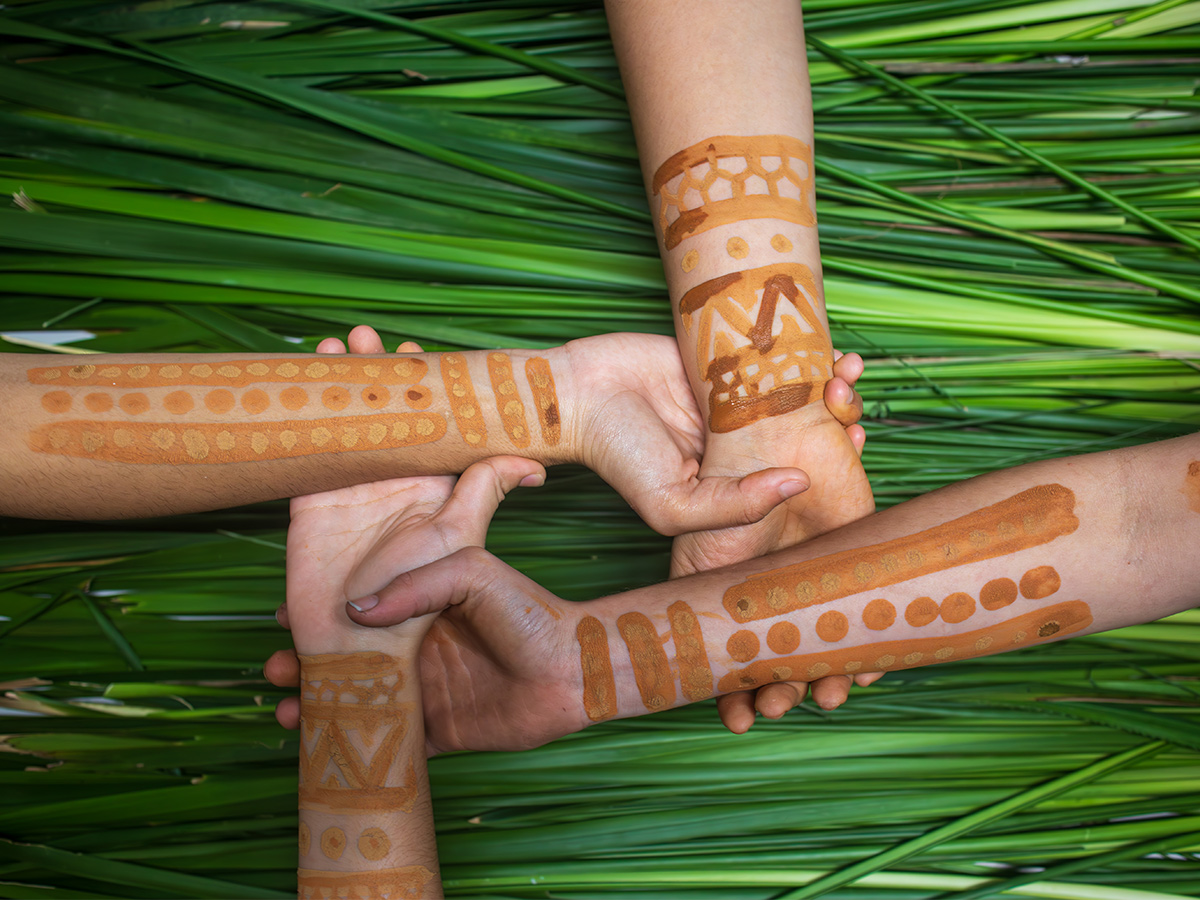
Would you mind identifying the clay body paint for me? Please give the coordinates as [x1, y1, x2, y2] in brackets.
[668, 601, 715, 701]
[297, 866, 434, 900]
[980, 578, 1018, 610]
[678, 262, 832, 433]
[652, 134, 816, 249]
[1185, 461, 1200, 513]
[767, 620, 801, 654]
[617, 612, 676, 712]
[30, 414, 446, 464]
[320, 827, 346, 860]
[862, 598, 896, 631]
[726, 629, 760, 662]
[1019, 565, 1061, 599]
[30, 358, 428, 388]
[440, 354, 487, 448]
[486, 353, 532, 448]
[525, 357, 562, 446]
[298, 652, 417, 815]
[719, 600, 1093, 691]
[725, 484, 1079, 622]
[577, 616, 617, 721]
[357, 827, 391, 861]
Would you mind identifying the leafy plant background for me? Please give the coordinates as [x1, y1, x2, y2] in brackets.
[0, 1, 1198, 897]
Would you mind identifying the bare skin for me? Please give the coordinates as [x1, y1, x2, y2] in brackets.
[287, 451, 550, 896]
[607, 0, 880, 726]
[327, 430, 1200, 746]
[1, 333, 818, 534]
[268, 327, 873, 743]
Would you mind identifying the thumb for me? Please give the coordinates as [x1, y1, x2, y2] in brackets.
[435, 456, 546, 547]
[660, 467, 809, 536]
[346, 545, 519, 626]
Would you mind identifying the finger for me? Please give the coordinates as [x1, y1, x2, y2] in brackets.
[434, 457, 546, 547]
[824, 376, 864, 429]
[346, 545, 526, 625]
[716, 691, 758, 735]
[397, 341, 424, 354]
[847, 423, 867, 457]
[316, 337, 346, 354]
[660, 467, 809, 536]
[347, 325, 387, 354]
[755, 681, 808, 719]
[275, 603, 290, 630]
[274, 695, 301, 730]
[832, 351, 864, 389]
[854, 671, 885, 688]
[263, 648, 300, 687]
[810, 674, 854, 710]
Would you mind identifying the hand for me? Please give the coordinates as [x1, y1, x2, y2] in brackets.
[273, 328, 877, 736]
[267, 328, 580, 754]
[671, 351, 881, 734]
[269, 469, 576, 756]
[563, 332, 812, 536]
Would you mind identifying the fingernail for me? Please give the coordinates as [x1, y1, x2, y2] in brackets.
[274, 603, 286, 626]
[348, 595, 379, 612]
[519, 473, 545, 488]
[779, 479, 807, 499]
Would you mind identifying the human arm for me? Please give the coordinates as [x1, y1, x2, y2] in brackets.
[264, 326, 871, 738]
[606, 0, 875, 567]
[344, 432, 1200, 744]
[286, 447, 549, 898]
[606, 0, 879, 722]
[0, 334, 799, 531]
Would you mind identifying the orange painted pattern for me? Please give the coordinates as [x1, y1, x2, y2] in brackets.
[1186, 460, 1200, 513]
[678, 262, 831, 433]
[486, 353, 532, 448]
[719, 600, 1093, 692]
[668, 601, 715, 701]
[440, 354, 488, 448]
[652, 135, 816, 249]
[298, 652, 417, 815]
[357, 827, 391, 862]
[525, 357, 561, 446]
[725, 484, 1079, 622]
[29, 357, 428, 388]
[577, 616, 617, 721]
[617, 612, 676, 712]
[29, 414, 446, 464]
[297, 865, 434, 900]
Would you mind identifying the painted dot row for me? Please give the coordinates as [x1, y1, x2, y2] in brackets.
[300, 822, 390, 862]
[41, 384, 432, 416]
[680, 233, 796, 273]
[726, 567, 1061, 661]
[37, 359, 425, 383]
[44, 418, 440, 460]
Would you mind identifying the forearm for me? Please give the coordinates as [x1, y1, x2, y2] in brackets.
[609, 0, 830, 447]
[571, 434, 1200, 722]
[298, 649, 440, 899]
[2, 348, 572, 518]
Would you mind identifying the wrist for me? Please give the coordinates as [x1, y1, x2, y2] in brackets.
[530, 343, 577, 467]
[700, 411, 835, 475]
[290, 607, 429, 659]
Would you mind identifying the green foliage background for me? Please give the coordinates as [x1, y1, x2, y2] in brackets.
[0, 0, 1198, 896]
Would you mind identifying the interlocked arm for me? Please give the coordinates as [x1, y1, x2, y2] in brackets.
[606, 0, 877, 724]
[346, 432, 1200, 740]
